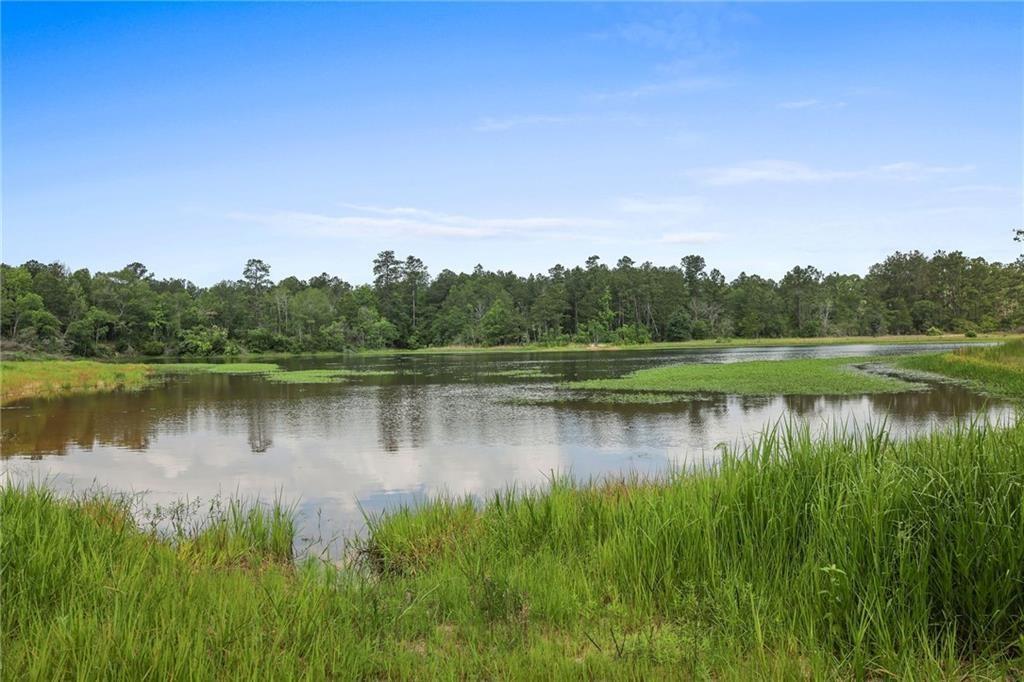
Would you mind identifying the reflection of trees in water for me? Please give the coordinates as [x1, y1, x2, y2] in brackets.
[374, 385, 430, 453]
[2, 374, 284, 457]
[1, 369, 1010, 461]
[246, 400, 273, 454]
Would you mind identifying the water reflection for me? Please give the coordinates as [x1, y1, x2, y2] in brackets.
[1, 343, 1014, 543]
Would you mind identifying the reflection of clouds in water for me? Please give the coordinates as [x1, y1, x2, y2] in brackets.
[1, 343, 1014, 545]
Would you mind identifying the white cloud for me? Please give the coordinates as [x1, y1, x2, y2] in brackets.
[691, 160, 853, 186]
[592, 77, 723, 100]
[690, 159, 974, 186]
[878, 162, 975, 178]
[659, 231, 723, 244]
[473, 115, 579, 132]
[229, 205, 614, 241]
[777, 98, 847, 110]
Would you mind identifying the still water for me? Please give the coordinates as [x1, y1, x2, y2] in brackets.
[1, 343, 1013, 544]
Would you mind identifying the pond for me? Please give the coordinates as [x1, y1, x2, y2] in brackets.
[1, 343, 1013, 548]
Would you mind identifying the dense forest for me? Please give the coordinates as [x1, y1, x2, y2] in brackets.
[3, 240, 1023, 356]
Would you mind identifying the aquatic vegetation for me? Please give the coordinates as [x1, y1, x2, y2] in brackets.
[568, 356, 921, 396]
[4, 419, 1022, 678]
[893, 340, 1024, 399]
[0, 360, 152, 405]
[481, 367, 558, 379]
[263, 368, 396, 384]
[508, 391, 693, 406]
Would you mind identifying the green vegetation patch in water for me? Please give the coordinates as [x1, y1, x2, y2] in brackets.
[508, 391, 695, 406]
[481, 367, 558, 379]
[567, 355, 922, 396]
[264, 368, 396, 384]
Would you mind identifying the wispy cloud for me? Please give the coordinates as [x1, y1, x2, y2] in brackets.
[777, 98, 847, 110]
[689, 160, 974, 186]
[691, 160, 852, 186]
[947, 184, 1021, 195]
[473, 112, 646, 133]
[877, 162, 975, 179]
[592, 76, 723, 101]
[229, 205, 614, 241]
[659, 231, 723, 244]
[473, 115, 579, 133]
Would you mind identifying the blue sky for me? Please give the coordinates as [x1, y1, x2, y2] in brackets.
[3, 2, 1022, 284]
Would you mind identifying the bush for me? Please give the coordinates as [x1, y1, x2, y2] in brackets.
[613, 324, 651, 345]
[139, 340, 165, 356]
[178, 326, 229, 356]
[925, 326, 943, 336]
[965, 330, 978, 338]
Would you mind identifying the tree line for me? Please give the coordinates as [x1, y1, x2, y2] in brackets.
[2, 245, 1022, 356]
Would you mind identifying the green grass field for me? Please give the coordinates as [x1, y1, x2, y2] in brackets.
[4, 419, 1022, 679]
[567, 355, 921, 396]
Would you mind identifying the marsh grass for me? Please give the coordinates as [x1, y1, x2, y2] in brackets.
[894, 340, 1024, 399]
[4, 419, 1023, 678]
[0, 360, 152, 405]
[568, 356, 922, 396]
[506, 391, 695, 406]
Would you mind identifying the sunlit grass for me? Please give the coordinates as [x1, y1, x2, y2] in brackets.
[4, 418, 1022, 678]
[0, 360, 152, 405]
[894, 340, 1024, 399]
[567, 356, 921, 396]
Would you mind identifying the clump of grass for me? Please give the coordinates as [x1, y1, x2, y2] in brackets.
[568, 356, 922, 396]
[894, 340, 1024, 399]
[0, 360, 152, 405]
[507, 392, 694, 406]
[4, 420, 1023, 678]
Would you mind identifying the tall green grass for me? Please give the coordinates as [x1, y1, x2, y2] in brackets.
[0, 360, 152, 404]
[894, 340, 1024, 399]
[4, 419, 1023, 678]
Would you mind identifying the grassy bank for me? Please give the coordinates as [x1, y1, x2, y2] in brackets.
[358, 332, 1019, 356]
[4, 419, 1023, 678]
[568, 355, 921, 396]
[0, 360, 152, 405]
[894, 340, 1024, 399]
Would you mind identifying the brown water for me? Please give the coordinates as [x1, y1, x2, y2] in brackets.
[1, 343, 1013, 546]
